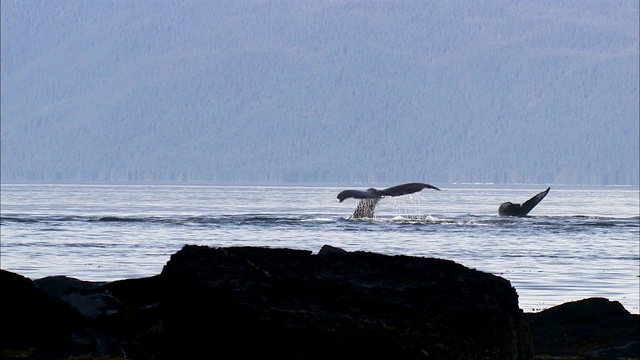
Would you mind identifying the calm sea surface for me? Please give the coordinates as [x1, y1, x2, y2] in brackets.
[1, 183, 638, 314]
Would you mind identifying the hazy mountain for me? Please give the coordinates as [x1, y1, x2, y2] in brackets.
[2, 0, 638, 185]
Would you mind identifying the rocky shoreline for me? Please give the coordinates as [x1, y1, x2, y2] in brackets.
[2, 244, 638, 359]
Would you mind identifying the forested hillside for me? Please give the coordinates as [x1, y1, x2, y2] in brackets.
[2, 0, 638, 185]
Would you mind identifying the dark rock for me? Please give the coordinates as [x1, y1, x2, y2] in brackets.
[33, 275, 124, 320]
[318, 244, 349, 255]
[102, 275, 165, 359]
[2, 245, 637, 359]
[29, 328, 126, 360]
[104, 274, 163, 309]
[524, 297, 639, 359]
[158, 245, 531, 359]
[0, 269, 87, 353]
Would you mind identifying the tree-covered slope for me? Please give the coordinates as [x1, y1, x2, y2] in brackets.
[1, 0, 638, 185]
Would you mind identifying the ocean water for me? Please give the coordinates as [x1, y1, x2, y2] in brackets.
[1, 183, 638, 314]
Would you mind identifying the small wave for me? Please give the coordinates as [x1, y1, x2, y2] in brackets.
[0, 216, 39, 223]
[390, 215, 440, 223]
[346, 215, 503, 227]
[301, 217, 335, 222]
[1, 215, 86, 223]
[94, 216, 148, 223]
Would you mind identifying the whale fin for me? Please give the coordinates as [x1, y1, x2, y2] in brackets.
[518, 187, 550, 216]
[498, 187, 550, 217]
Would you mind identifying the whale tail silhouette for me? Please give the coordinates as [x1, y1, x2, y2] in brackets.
[337, 182, 440, 219]
[498, 187, 550, 217]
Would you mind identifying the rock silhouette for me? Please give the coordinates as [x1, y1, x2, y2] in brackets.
[1, 245, 637, 359]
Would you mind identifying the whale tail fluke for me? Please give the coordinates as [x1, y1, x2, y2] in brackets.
[498, 187, 550, 217]
[379, 183, 441, 197]
[337, 182, 440, 219]
[519, 187, 550, 216]
[337, 189, 381, 202]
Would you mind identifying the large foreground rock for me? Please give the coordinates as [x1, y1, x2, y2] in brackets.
[155, 245, 530, 359]
[1, 244, 637, 359]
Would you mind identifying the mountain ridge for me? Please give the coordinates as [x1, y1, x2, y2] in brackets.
[2, 0, 638, 185]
